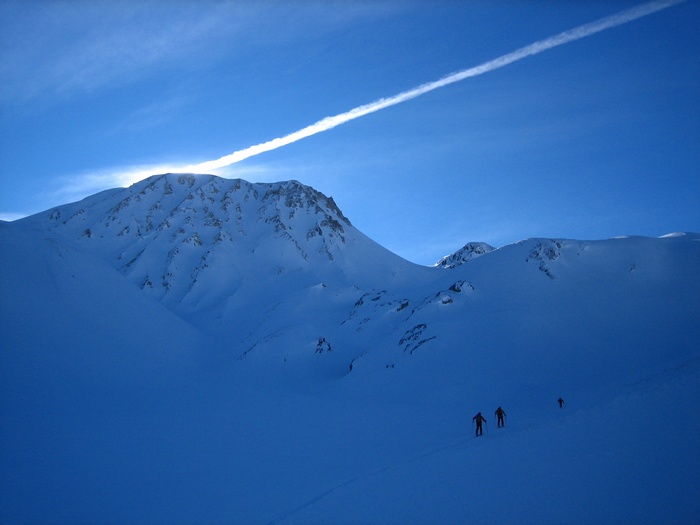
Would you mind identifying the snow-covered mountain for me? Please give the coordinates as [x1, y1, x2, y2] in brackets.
[26, 174, 415, 300]
[1, 174, 699, 524]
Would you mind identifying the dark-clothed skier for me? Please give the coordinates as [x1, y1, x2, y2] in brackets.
[558, 397, 564, 408]
[473, 412, 487, 437]
[495, 406, 506, 428]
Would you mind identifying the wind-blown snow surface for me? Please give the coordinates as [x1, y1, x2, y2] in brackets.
[1, 174, 699, 524]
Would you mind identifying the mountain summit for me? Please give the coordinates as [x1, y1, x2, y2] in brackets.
[24, 174, 423, 313]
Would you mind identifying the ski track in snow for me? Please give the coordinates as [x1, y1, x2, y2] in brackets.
[266, 438, 468, 524]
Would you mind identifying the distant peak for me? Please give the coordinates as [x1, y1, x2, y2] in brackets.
[435, 242, 495, 269]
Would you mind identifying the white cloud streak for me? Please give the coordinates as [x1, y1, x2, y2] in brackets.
[180, 0, 684, 174]
[44, 0, 684, 201]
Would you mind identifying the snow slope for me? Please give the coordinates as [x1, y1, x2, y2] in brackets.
[1, 174, 699, 524]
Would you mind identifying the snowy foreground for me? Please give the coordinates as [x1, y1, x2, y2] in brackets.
[1, 175, 699, 524]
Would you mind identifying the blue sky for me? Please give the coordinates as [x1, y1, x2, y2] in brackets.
[1, 0, 698, 265]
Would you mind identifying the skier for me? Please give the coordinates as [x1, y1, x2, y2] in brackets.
[473, 412, 487, 437]
[495, 406, 506, 428]
[558, 397, 564, 408]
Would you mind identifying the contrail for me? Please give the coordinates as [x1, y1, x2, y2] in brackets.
[179, 0, 684, 173]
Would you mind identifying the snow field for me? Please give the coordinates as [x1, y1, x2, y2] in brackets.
[2, 179, 698, 524]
